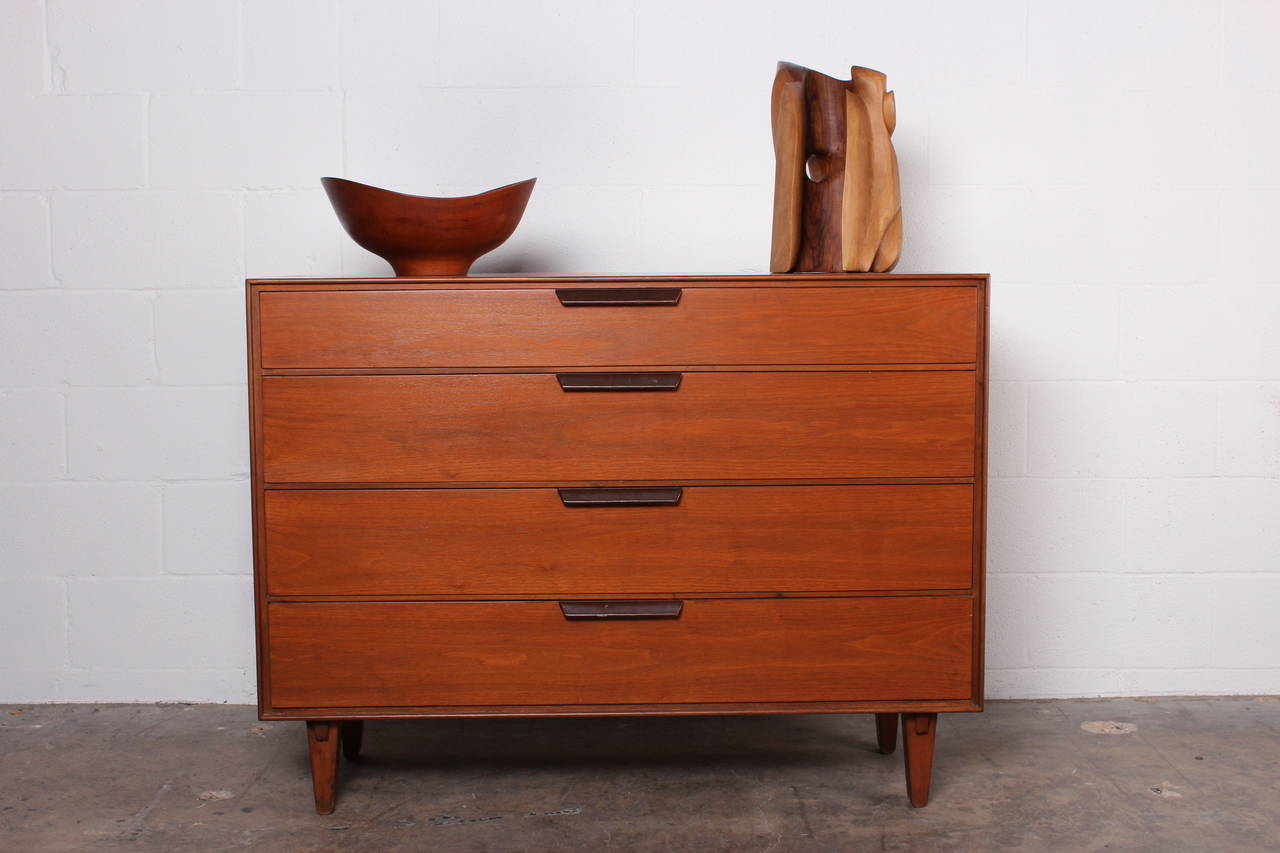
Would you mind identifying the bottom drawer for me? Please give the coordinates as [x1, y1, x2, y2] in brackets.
[266, 597, 973, 709]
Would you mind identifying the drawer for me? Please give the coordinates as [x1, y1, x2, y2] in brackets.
[260, 371, 975, 483]
[257, 285, 978, 368]
[266, 597, 974, 708]
[264, 485, 974, 596]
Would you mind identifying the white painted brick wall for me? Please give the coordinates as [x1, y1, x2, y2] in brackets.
[0, 391, 66, 480]
[66, 577, 255, 670]
[0, 0, 48, 94]
[0, 95, 145, 189]
[1, 0, 1277, 703]
[52, 191, 243, 289]
[150, 93, 342, 189]
[161, 482, 252, 577]
[0, 292, 156, 385]
[2, 579, 67, 670]
[336, 0, 441, 88]
[48, 0, 240, 94]
[243, 190, 344, 276]
[66, 389, 248, 481]
[0, 196, 54, 288]
[154, 291, 247, 385]
[0, 483, 162, 576]
[1218, 384, 1280, 475]
[438, 1, 636, 88]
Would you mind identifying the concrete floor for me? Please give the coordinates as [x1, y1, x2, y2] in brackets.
[2, 698, 1278, 852]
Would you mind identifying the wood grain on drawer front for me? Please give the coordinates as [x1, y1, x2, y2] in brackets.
[260, 371, 975, 483]
[267, 597, 974, 708]
[265, 485, 973, 595]
[257, 286, 978, 368]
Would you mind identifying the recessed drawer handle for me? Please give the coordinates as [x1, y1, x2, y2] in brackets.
[555, 287, 682, 306]
[556, 373, 682, 392]
[559, 600, 684, 620]
[558, 487, 683, 507]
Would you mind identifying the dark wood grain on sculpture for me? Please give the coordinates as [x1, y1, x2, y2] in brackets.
[771, 63, 901, 273]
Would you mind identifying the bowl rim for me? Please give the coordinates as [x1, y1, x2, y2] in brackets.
[320, 176, 537, 203]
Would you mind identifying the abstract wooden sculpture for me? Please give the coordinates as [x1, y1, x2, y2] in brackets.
[770, 62, 901, 273]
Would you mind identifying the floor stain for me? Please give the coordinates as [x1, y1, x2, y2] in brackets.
[1149, 782, 1184, 799]
[1080, 720, 1138, 735]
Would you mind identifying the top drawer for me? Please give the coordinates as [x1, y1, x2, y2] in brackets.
[256, 285, 978, 369]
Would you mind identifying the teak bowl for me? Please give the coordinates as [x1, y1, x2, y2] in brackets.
[321, 177, 536, 276]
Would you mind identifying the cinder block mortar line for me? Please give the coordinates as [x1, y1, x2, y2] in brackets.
[994, 571, 1279, 578]
[2, 380, 244, 392]
[0, 288, 246, 295]
[1017, 379, 1280, 384]
[630, 1, 639, 87]
[60, 578, 69, 668]
[235, 0, 245, 91]
[158, 481, 168, 578]
[0, 479, 247, 485]
[1217, 0, 1227, 100]
[141, 94, 150, 187]
[146, 291, 160, 380]
[58, 388, 68, 477]
[43, 0, 59, 93]
[990, 475, 1277, 481]
[1022, 0, 1030, 82]
[338, 87, 347, 176]
[36, 185, 326, 193]
[990, 666, 1280, 673]
[64, 576, 248, 585]
[1212, 375, 1223, 473]
[239, 191, 249, 287]
[1023, 377, 1031, 472]
[17, 383, 248, 391]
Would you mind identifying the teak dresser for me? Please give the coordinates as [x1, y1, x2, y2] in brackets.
[245, 273, 989, 813]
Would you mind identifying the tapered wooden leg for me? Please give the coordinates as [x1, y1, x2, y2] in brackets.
[341, 721, 364, 761]
[306, 721, 340, 814]
[901, 712, 938, 807]
[875, 713, 898, 754]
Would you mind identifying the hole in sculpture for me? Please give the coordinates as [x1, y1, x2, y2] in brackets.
[805, 154, 827, 183]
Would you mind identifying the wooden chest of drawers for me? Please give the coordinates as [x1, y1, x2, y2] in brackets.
[246, 273, 989, 813]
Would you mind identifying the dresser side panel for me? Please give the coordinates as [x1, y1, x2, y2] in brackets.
[247, 283, 272, 716]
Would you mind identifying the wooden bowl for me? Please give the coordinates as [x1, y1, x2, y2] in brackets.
[321, 177, 536, 276]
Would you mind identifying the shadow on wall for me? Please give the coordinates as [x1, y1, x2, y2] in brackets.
[470, 249, 565, 275]
[341, 245, 563, 277]
[980, 306, 1040, 699]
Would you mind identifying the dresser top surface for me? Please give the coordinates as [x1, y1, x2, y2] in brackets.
[248, 272, 989, 289]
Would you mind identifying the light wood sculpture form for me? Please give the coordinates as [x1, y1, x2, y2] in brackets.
[770, 62, 902, 273]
